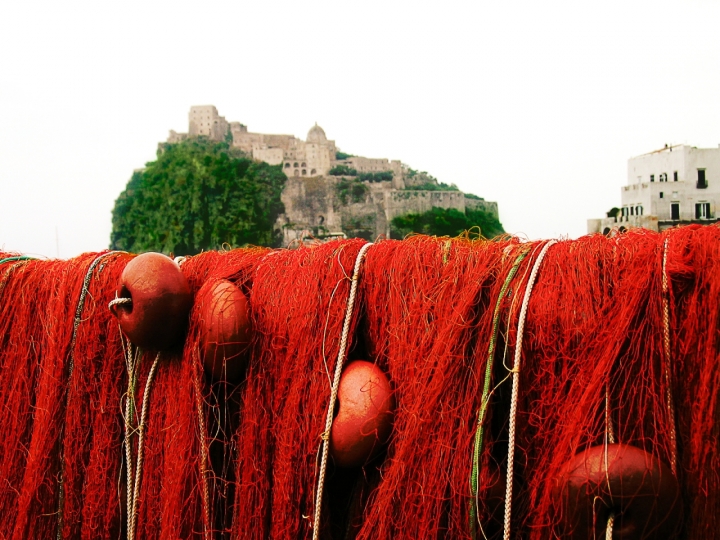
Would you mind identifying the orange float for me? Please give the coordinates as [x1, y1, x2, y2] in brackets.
[552, 443, 680, 539]
[110, 252, 192, 351]
[330, 360, 395, 468]
[196, 279, 252, 382]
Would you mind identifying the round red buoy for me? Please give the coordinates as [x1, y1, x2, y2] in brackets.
[196, 279, 252, 382]
[551, 443, 680, 539]
[110, 252, 192, 351]
[330, 360, 395, 468]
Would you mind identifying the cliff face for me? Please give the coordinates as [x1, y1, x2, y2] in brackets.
[276, 175, 499, 245]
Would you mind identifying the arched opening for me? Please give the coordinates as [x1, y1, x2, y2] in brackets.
[284, 162, 291, 168]
[294, 169, 300, 177]
[294, 162, 299, 167]
[302, 169, 307, 175]
[301, 162, 307, 167]
[318, 215, 325, 225]
[602, 227, 611, 236]
[311, 169, 316, 175]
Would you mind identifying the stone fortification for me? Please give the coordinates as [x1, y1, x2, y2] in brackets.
[168, 106, 500, 245]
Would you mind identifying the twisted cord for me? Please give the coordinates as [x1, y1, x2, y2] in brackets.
[121, 336, 139, 539]
[606, 513, 614, 540]
[605, 385, 616, 445]
[109, 296, 132, 309]
[0, 255, 35, 265]
[56, 250, 121, 540]
[0, 259, 31, 299]
[661, 237, 678, 476]
[312, 242, 373, 540]
[503, 240, 556, 540]
[128, 352, 161, 540]
[469, 247, 529, 539]
[192, 347, 212, 540]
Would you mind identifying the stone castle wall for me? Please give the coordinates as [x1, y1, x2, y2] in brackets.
[168, 106, 500, 246]
[276, 175, 500, 245]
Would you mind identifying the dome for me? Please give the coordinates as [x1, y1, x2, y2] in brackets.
[307, 123, 327, 143]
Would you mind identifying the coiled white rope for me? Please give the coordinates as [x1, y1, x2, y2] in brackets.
[312, 242, 373, 540]
[109, 296, 132, 310]
[503, 240, 556, 540]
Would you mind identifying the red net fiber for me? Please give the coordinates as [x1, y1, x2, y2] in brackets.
[2, 228, 720, 538]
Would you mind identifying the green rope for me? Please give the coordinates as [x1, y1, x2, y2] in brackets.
[469, 247, 529, 539]
[0, 256, 34, 265]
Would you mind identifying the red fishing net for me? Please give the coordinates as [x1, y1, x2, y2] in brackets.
[1, 228, 720, 538]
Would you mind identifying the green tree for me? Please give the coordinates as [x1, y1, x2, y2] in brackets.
[329, 164, 358, 176]
[110, 138, 286, 254]
[390, 207, 505, 240]
[357, 171, 394, 182]
[335, 178, 369, 205]
[402, 181, 459, 191]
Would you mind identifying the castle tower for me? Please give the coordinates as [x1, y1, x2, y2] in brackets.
[188, 105, 228, 141]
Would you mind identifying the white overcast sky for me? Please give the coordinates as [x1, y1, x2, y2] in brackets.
[1, 0, 719, 258]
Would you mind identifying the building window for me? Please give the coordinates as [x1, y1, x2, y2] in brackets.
[671, 203, 680, 220]
[650, 174, 655, 182]
[311, 169, 316, 175]
[294, 162, 299, 167]
[673, 171, 678, 182]
[696, 202, 711, 219]
[284, 162, 291, 168]
[697, 169, 707, 189]
[660, 173, 668, 182]
[301, 162, 307, 167]
[660, 192, 664, 198]
[630, 206, 635, 216]
[294, 169, 299, 177]
[302, 169, 307, 175]
[637, 206, 643, 215]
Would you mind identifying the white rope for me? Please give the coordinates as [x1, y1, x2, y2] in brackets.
[109, 296, 132, 310]
[127, 352, 161, 540]
[192, 347, 212, 540]
[121, 336, 139, 540]
[124, 345, 134, 534]
[311, 242, 373, 540]
[503, 240, 556, 540]
[605, 385, 616, 445]
[661, 237, 678, 476]
[606, 513, 614, 540]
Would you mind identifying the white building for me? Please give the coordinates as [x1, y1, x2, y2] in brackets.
[588, 144, 720, 234]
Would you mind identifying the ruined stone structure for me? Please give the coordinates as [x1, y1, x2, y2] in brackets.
[168, 106, 500, 245]
[588, 144, 720, 234]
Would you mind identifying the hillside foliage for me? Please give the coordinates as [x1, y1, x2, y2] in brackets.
[110, 138, 286, 255]
[390, 207, 505, 240]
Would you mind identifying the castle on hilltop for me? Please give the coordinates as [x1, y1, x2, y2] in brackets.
[168, 106, 499, 245]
